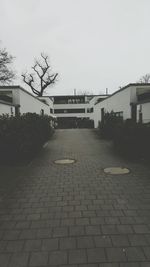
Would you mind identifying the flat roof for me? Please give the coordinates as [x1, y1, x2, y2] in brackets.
[0, 86, 49, 106]
[0, 99, 16, 106]
[50, 94, 108, 98]
[95, 83, 150, 105]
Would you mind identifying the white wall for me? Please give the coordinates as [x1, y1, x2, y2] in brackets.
[19, 90, 50, 115]
[93, 87, 131, 128]
[0, 102, 15, 116]
[38, 97, 54, 114]
[88, 96, 108, 121]
[137, 102, 150, 123]
[54, 103, 89, 118]
[0, 87, 52, 116]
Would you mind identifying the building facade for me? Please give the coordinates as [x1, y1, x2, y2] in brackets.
[51, 95, 108, 128]
[93, 83, 150, 128]
[0, 86, 54, 117]
[0, 100, 16, 116]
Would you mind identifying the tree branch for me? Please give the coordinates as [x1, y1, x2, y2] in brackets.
[22, 53, 58, 96]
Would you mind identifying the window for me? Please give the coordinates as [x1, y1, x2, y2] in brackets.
[54, 108, 85, 114]
[41, 109, 44, 116]
[10, 107, 14, 115]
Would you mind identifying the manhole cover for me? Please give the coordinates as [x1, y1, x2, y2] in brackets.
[104, 167, 130, 175]
[54, 159, 75, 164]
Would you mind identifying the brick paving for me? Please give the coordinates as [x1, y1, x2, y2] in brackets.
[0, 129, 150, 266]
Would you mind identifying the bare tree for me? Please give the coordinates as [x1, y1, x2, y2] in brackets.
[139, 73, 150, 83]
[0, 45, 15, 84]
[22, 53, 58, 96]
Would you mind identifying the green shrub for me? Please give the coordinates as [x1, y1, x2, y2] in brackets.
[113, 120, 150, 159]
[99, 112, 150, 159]
[99, 112, 123, 139]
[0, 113, 54, 162]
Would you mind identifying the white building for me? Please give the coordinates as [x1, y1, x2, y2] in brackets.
[0, 99, 16, 116]
[0, 86, 54, 117]
[136, 89, 150, 124]
[50, 95, 108, 128]
[93, 83, 150, 128]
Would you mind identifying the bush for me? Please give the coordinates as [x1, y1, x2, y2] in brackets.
[99, 112, 150, 159]
[0, 113, 54, 163]
[113, 120, 150, 159]
[99, 112, 123, 139]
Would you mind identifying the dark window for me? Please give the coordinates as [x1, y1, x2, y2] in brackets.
[54, 96, 85, 104]
[41, 109, 44, 116]
[54, 108, 85, 114]
[87, 107, 93, 113]
[131, 104, 137, 122]
[15, 106, 20, 116]
[114, 111, 123, 118]
[10, 107, 14, 115]
[50, 108, 53, 114]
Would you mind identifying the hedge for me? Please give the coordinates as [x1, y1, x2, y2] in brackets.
[113, 120, 150, 159]
[99, 112, 150, 159]
[0, 113, 54, 163]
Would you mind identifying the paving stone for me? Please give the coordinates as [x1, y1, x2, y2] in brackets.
[61, 218, 75, 226]
[79, 264, 98, 267]
[6, 240, 24, 252]
[15, 221, 30, 229]
[1, 129, 150, 266]
[3, 230, 20, 240]
[90, 217, 105, 225]
[41, 239, 58, 253]
[53, 227, 68, 237]
[132, 225, 150, 234]
[120, 263, 140, 267]
[0, 241, 7, 252]
[105, 217, 120, 224]
[140, 263, 150, 267]
[76, 218, 90, 225]
[86, 226, 101, 235]
[0, 253, 11, 267]
[69, 226, 85, 236]
[24, 239, 42, 251]
[29, 251, 48, 266]
[101, 225, 118, 235]
[87, 248, 106, 263]
[128, 234, 149, 246]
[8, 252, 29, 267]
[37, 228, 52, 238]
[69, 249, 87, 264]
[19, 229, 37, 240]
[59, 237, 76, 249]
[94, 235, 112, 247]
[77, 236, 95, 248]
[142, 246, 150, 260]
[117, 225, 134, 234]
[27, 214, 41, 220]
[49, 250, 67, 265]
[125, 247, 146, 261]
[111, 235, 130, 247]
[99, 264, 119, 267]
[106, 247, 126, 262]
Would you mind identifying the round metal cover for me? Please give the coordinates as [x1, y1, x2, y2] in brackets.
[54, 159, 75, 164]
[104, 167, 130, 175]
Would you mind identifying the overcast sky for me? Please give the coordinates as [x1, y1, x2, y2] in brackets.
[0, 0, 150, 95]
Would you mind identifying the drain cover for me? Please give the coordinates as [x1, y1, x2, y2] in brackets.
[54, 159, 75, 164]
[104, 167, 130, 175]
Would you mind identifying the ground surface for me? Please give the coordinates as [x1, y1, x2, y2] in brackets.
[0, 129, 150, 267]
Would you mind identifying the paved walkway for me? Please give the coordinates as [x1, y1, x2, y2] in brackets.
[0, 129, 150, 267]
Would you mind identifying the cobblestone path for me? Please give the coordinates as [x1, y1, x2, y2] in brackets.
[0, 129, 150, 267]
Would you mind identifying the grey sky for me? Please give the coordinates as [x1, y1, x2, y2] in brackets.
[0, 0, 150, 95]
